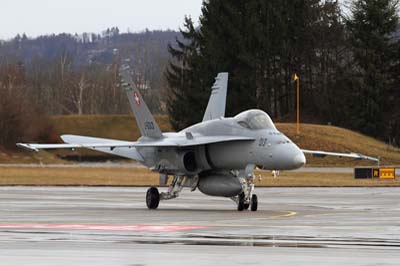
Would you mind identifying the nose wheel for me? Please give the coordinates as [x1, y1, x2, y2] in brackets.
[250, 194, 258, 211]
[237, 192, 258, 211]
[237, 192, 245, 211]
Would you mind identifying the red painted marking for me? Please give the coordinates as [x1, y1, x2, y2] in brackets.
[133, 91, 140, 106]
[0, 224, 205, 232]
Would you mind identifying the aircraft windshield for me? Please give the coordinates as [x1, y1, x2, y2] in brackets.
[235, 110, 276, 130]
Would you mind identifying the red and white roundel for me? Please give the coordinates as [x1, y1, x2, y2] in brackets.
[133, 92, 141, 106]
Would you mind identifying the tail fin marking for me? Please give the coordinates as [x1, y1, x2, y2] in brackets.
[120, 66, 163, 138]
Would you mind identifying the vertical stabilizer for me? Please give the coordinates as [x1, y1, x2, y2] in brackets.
[120, 66, 163, 138]
[202, 73, 229, 121]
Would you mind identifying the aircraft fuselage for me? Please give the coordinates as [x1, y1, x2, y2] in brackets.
[137, 110, 306, 175]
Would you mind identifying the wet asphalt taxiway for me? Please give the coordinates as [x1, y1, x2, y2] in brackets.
[0, 186, 399, 265]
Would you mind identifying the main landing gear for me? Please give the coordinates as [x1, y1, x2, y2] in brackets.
[146, 175, 188, 210]
[146, 172, 258, 212]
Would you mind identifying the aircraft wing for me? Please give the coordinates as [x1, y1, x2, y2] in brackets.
[17, 142, 137, 152]
[17, 134, 255, 151]
[301, 149, 379, 162]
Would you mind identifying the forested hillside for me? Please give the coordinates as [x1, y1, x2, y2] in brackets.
[0, 28, 178, 115]
[0, 29, 179, 148]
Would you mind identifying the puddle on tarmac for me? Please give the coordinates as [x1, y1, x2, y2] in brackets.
[119, 234, 400, 249]
[3, 230, 400, 249]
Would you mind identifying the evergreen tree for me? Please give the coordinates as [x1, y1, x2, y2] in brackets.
[166, 0, 346, 130]
[202, 0, 261, 112]
[386, 26, 400, 145]
[166, 17, 210, 130]
[346, 0, 399, 137]
[167, 1, 262, 130]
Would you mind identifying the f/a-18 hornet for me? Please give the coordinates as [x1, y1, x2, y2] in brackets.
[18, 67, 379, 211]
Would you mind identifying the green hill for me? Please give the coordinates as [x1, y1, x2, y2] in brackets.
[277, 123, 400, 166]
[1, 115, 399, 166]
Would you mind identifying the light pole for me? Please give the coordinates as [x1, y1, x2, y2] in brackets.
[294, 73, 300, 135]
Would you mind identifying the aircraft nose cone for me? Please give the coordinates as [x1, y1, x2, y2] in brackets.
[293, 152, 306, 168]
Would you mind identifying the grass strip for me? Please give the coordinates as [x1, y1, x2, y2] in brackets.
[0, 167, 398, 187]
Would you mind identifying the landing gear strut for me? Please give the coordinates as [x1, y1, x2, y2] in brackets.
[160, 175, 185, 200]
[146, 175, 188, 210]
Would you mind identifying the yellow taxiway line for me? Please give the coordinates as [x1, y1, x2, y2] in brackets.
[162, 211, 298, 227]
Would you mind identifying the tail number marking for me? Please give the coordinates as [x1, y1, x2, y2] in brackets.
[145, 122, 155, 130]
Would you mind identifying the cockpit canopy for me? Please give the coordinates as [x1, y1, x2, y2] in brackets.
[234, 110, 276, 130]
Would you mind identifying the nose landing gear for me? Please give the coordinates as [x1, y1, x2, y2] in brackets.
[229, 165, 259, 212]
[236, 192, 258, 211]
[233, 165, 258, 212]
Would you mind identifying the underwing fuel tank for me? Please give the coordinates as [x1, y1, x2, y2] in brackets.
[197, 172, 242, 197]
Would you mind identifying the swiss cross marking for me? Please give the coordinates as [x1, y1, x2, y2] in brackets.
[133, 92, 141, 106]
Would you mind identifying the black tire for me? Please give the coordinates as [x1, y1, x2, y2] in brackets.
[237, 192, 245, 211]
[244, 203, 250, 210]
[250, 194, 258, 211]
[146, 187, 160, 209]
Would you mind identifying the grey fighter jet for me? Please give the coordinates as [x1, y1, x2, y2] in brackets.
[18, 67, 379, 211]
